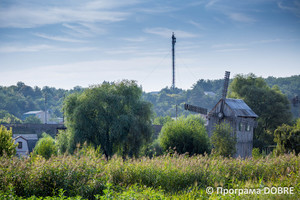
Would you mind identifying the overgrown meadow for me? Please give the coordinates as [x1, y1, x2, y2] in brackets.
[0, 147, 299, 200]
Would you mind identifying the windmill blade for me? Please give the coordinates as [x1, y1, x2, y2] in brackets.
[184, 103, 207, 115]
[222, 71, 230, 100]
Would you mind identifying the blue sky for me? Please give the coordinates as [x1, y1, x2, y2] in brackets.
[0, 0, 299, 92]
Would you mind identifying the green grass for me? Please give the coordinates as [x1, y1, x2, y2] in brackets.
[0, 151, 299, 199]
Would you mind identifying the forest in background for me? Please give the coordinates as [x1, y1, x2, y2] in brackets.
[0, 75, 299, 122]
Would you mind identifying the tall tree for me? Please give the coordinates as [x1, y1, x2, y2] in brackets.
[63, 80, 153, 159]
[228, 73, 293, 150]
[0, 125, 17, 157]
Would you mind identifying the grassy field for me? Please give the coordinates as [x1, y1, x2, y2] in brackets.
[0, 150, 299, 199]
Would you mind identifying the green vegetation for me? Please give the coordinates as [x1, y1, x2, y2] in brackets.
[228, 73, 293, 150]
[274, 119, 300, 155]
[63, 80, 153, 159]
[0, 152, 299, 199]
[159, 115, 210, 155]
[1, 75, 299, 123]
[211, 122, 236, 157]
[32, 133, 57, 159]
[0, 110, 22, 124]
[0, 125, 17, 157]
[23, 115, 42, 124]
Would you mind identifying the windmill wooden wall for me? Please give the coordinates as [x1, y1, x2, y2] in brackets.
[207, 98, 258, 158]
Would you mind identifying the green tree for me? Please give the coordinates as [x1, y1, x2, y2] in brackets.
[33, 133, 57, 159]
[153, 116, 173, 126]
[159, 115, 210, 155]
[274, 119, 300, 155]
[63, 80, 153, 159]
[211, 122, 236, 157]
[228, 73, 293, 150]
[0, 110, 22, 124]
[0, 125, 17, 157]
[23, 115, 42, 124]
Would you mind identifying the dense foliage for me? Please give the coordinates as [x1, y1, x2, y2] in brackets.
[33, 133, 57, 159]
[274, 119, 300, 155]
[0, 152, 299, 199]
[63, 80, 153, 159]
[211, 122, 237, 157]
[228, 74, 293, 150]
[159, 115, 210, 155]
[0, 82, 83, 120]
[0, 125, 17, 157]
[0, 75, 299, 121]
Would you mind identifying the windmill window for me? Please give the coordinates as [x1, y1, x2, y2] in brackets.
[18, 142, 22, 149]
[239, 123, 244, 131]
[246, 124, 251, 132]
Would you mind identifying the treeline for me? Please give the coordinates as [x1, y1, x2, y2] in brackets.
[144, 75, 300, 118]
[0, 82, 83, 121]
[0, 75, 299, 121]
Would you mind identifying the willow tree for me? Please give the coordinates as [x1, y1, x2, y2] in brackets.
[63, 80, 153, 159]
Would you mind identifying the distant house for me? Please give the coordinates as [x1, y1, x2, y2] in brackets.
[22, 111, 63, 124]
[22, 110, 48, 124]
[204, 91, 216, 97]
[13, 134, 38, 157]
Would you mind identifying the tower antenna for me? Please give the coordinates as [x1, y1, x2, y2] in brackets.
[172, 32, 176, 90]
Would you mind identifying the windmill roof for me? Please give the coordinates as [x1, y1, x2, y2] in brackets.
[225, 98, 258, 118]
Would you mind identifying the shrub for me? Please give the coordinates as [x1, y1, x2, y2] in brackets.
[252, 147, 261, 159]
[55, 130, 71, 154]
[159, 115, 210, 155]
[211, 122, 236, 157]
[33, 133, 57, 159]
[23, 116, 42, 124]
[0, 125, 16, 157]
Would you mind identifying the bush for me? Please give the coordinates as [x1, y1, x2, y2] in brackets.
[33, 133, 57, 159]
[0, 153, 299, 199]
[252, 147, 261, 159]
[211, 122, 236, 157]
[55, 130, 71, 155]
[159, 115, 210, 155]
[23, 116, 42, 124]
[0, 125, 16, 157]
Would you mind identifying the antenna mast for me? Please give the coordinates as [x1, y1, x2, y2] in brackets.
[172, 32, 176, 90]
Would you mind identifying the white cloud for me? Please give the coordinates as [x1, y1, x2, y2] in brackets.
[205, 0, 219, 8]
[122, 37, 147, 42]
[0, 44, 97, 53]
[144, 27, 198, 38]
[215, 48, 248, 52]
[0, 45, 53, 53]
[34, 33, 86, 43]
[278, 1, 300, 17]
[227, 13, 255, 23]
[0, 1, 131, 28]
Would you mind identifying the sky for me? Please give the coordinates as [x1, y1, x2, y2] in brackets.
[0, 0, 299, 92]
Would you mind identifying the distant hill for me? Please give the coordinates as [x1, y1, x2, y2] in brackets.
[0, 75, 299, 120]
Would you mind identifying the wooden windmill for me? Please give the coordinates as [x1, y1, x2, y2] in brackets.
[185, 71, 258, 158]
[184, 71, 231, 121]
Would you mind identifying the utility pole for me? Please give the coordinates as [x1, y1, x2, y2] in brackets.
[172, 32, 176, 90]
[44, 92, 47, 124]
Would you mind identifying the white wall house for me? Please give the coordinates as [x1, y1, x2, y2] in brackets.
[13, 134, 38, 157]
[14, 136, 29, 157]
[22, 110, 63, 124]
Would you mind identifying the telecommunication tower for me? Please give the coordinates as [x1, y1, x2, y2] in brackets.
[172, 32, 176, 90]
